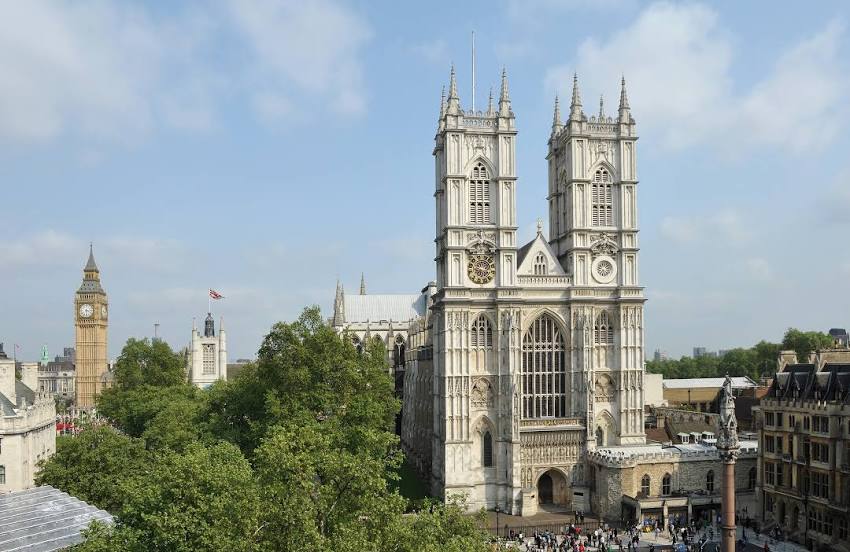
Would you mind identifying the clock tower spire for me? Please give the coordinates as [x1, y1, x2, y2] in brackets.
[75, 244, 108, 410]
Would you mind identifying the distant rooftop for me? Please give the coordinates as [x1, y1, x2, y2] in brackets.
[0, 485, 112, 551]
[343, 293, 426, 324]
[662, 376, 757, 389]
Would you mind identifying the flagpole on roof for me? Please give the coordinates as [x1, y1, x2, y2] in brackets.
[208, 290, 211, 314]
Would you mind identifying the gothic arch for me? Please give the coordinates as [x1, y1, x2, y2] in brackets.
[588, 159, 616, 181]
[594, 410, 616, 446]
[533, 466, 571, 487]
[521, 307, 568, 335]
[472, 415, 495, 436]
[469, 311, 497, 331]
[463, 155, 496, 176]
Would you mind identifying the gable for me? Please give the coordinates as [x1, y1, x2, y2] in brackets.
[517, 235, 565, 276]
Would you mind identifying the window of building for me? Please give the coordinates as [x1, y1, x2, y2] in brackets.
[808, 508, 831, 536]
[471, 315, 493, 348]
[765, 462, 775, 485]
[810, 471, 830, 498]
[202, 343, 216, 375]
[748, 467, 756, 490]
[765, 436, 775, 453]
[482, 431, 493, 467]
[776, 463, 784, 487]
[593, 311, 614, 345]
[533, 252, 548, 275]
[662, 474, 671, 496]
[776, 413, 784, 428]
[591, 169, 613, 227]
[521, 314, 567, 419]
[641, 474, 651, 496]
[706, 470, 715, 493]
[765, 494, 775, 513]
[0, 465, 4, 484]
[803, 416, 810, 430]
[469, 162, 491, 224]
[765, 412, 775, 426]
[839, 517, 849, 540]
[812, 442, 830, 463]
[392, 335, 406, 368]
[813, 416, 829, 434]
[775, 436, 783, 454]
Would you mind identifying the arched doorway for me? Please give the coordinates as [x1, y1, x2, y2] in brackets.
[539, 473, 554, 504]
[537, 469, 569, 508]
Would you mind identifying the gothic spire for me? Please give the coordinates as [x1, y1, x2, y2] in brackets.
[84, 243, 99, 272]
[333, 280, 345, 326]
[446, 65, 460, 115]
[486, 86, 494, 115]
[598, 94, 605, 119]
[360, 272, 366, 295]
[618, 76, 631, 123]
[569, 73, 583, 121]
[498, 67, 511, 116]
[551, 94, 563, 136]
[438, 86, 446, 131]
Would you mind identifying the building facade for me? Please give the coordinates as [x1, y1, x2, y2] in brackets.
[38, 347, 76, 400]
[74, 246, 108, 409]
[401, 68, 646, 515]
[0, 345, 56, 492]
[188, 313, 227, 388]
[756, 350, 850, 552]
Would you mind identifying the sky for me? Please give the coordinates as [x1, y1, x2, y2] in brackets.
[2, 0, 849, 362]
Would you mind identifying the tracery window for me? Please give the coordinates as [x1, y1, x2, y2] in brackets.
[471, 315, 493, 348]
[662, 473, 671, 496]
[482, 431, 493, 467]
[393, 335, 406, 368]
[706, 470, 715, 493]
[469, 162, 491, 224]
[202, 344, 216, 375]
[533, 252, 548, 275]
[641, 474, 650, 496]
[0, 465, 4, 484]
[521, 314, 566, 418]
[591, 169, 613, 227]
[594, 311, 614, 345]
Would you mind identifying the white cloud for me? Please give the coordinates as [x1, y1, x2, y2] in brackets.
[543, 3, 849, 152]
[0, 230, 82, 266]
[659, 209, 751, 246]
[0, 0, 372, 144]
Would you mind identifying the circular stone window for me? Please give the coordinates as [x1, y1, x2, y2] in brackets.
[591, 256, 617, 284]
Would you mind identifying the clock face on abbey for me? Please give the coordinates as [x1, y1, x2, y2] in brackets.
[468, 254, 496, 284]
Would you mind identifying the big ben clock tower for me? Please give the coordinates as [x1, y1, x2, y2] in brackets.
[75, 244, 108, 409]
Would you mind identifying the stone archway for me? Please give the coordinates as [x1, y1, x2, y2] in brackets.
[536, 469, 569, 508]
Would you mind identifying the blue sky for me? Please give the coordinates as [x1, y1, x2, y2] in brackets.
[2, 0, 849, 361]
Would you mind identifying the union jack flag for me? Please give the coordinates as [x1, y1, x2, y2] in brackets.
[209, 289, 224, 300]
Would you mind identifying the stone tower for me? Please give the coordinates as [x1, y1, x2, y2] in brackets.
[74, 244, 108, 409]
[188, 313, 227, 388]
[546, 76, 646, 446]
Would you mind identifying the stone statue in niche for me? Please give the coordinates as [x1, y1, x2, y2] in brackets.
[471, 378, 494, 408]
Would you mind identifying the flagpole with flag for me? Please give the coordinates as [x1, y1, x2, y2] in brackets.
[209, 289, 224, 313]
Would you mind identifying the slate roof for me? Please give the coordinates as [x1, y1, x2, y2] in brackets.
[343, 294, 426, 324]
[768, 362, 850, 403]
[0, 486, 112, 551]
[0, 380, 37, 415]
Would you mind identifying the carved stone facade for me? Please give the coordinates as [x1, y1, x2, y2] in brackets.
[400, 69, 646, 516]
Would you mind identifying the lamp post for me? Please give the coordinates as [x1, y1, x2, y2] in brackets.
[495, 505, 502, 538]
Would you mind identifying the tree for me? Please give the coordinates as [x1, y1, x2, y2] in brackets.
[36, 426, 150, 513]
[781, 328, 834, 364]
[253, 421, 403, 551]
[112, 338, 185, 390]
[202, 306, 399, 458]
[97, 384, 203, 443]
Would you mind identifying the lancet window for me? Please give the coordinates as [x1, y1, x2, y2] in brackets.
[594, 311, 614, 345]
[469, 162, 491, 224]
[471, 315, 493, 348]
[533, 252, 547, 275]
[591, 169, 613, 227]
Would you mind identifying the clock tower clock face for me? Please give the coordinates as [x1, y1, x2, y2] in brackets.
[101, 305, 107, 318]
[79, 304, 94, 318]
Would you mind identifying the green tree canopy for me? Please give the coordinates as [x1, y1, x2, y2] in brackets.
[781, 328, 834, 364]
[112, 337, 185, 390]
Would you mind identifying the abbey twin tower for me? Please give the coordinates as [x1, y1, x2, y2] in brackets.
[333, 66, 647, 516]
